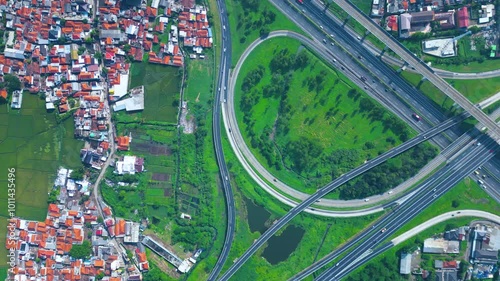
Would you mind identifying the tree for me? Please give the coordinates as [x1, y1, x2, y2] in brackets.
[69, 240, 92, 259]
[78, 46, 86, 55]
[0, 74, 21, 95]
[259, 26, 270, 37]
[123, 44, 131, 53]
[451, 199, 460, 208]
[94, 52, 103, 60]
[47, 189, 60, 204]
[70, 167, 85, 180]
[96, 272, 105, 280]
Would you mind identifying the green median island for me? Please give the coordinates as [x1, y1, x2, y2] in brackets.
[234, 36, 437, 199]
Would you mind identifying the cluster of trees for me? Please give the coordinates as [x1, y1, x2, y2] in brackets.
[240, 49, 312, 172]
[357, 93, 411, 141]
[69, 241, 92, 259]
[338, 143, 438, 199]
[0, 74, 21, 102]
[241, 65, 265, 93]
[235, 0, 276, 42]
[345, 256, 407, 281]
[171, 223, 216, 252]
[270, 49, 309, 73]
[285, 137, 323, 173]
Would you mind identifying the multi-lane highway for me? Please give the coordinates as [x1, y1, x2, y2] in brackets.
[303, 136, 498, 281]
[206, 0, 235, 279]
[330, 0, 500, 141]
[217, 114, 468, 280]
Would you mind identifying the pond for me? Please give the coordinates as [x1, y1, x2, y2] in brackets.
[262, 225, 305, 265]
[243, 197, 271, 234]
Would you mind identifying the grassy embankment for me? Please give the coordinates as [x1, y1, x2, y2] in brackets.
[217, 127, 382, 280]
[234, 36, 438, 200]
[0, 94, 83, 275]
[328, 1, 388, 51]
[224, 0, 306, 65]
[398, 68, 500, 115]
[344, 179, 500, 280]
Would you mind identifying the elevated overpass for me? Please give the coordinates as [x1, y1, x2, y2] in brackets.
[330, 0, 500, 142]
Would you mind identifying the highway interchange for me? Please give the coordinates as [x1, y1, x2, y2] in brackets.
[207, 0, 500, 279]
[330, 0, 500, 140]
[224, 29, 500, 214]
[310, 136, 498, 281]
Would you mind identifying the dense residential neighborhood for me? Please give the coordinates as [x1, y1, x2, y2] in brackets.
[2, 0, 212, 279]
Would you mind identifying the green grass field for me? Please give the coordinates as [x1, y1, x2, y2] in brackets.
[119, 62, 181, 124]
[219, 126, 382, 280]
[446, 77, 500, 104]
[224, 0, 306, 65]
[235, 37, 408, 193]
[184, 53, 215, 105]
[392, 178, 500, 237]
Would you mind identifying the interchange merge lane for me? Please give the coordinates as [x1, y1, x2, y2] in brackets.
[217, 115, 465, 281]
[314, 137, 498, 281]
[331, 0, 500, 141]
[207, 0, 235, 280]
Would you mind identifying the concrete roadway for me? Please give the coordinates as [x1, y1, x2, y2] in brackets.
[206, 0, 235, 279]
[329, 0, 500, 141]
[217, 114, 467, 281]
[391, 210, 500, 246]
[294, 135, 498, 281]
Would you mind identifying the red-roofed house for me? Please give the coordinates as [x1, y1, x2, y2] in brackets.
[457, 7, 469, 28]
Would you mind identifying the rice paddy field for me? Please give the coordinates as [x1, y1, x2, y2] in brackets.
[0, 93, 83, 273]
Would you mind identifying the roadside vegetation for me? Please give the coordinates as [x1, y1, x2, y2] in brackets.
[219, 128, 383, 280]
[224, 0, 305, 65]
[235, 37, 437, 198]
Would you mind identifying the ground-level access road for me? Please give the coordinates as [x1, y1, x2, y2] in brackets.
[391, 210, 500, 246]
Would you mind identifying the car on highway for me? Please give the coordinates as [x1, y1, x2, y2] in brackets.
[297, 0, 304, 3]
[357, 36, 361, 40]
[323, 39, 327, 43]
[380, 228, 386, 233]
[412, 113, 421, 121]
[478, 180, 484, 185]
[364, 198, 370, 202]
[223, 48, 226, 52]
[319, 25, 324, 29]
[223, 25, 226, 30]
